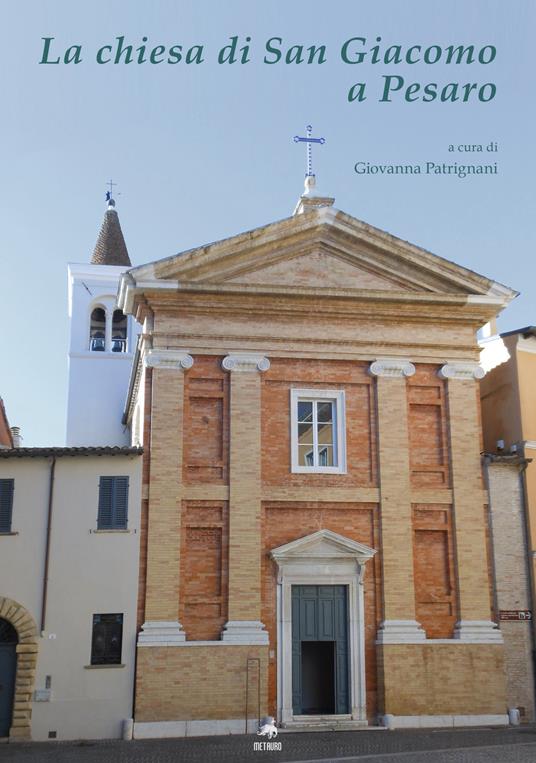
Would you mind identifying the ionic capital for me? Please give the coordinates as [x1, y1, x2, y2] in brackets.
[222, 354, 270, 373]
[438, 362, 485, 381]
[144, 349, 194, 370]
[369, 358, 415, 378]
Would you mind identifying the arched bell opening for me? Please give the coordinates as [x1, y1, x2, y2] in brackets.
[89, 306, 106, 352]
[111, 310, 127, 353]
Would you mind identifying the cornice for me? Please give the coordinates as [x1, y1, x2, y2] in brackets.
[116, 206, 517, 326]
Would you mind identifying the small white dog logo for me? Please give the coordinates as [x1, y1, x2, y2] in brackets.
[257, 716, 278, 739]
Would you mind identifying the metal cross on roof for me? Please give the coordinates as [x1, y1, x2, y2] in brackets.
[293, 125, 326, 178]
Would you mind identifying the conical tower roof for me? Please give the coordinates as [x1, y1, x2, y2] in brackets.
[91, 200, 131, 266]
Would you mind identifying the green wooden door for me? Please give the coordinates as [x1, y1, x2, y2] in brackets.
[291, 585, 349, 715]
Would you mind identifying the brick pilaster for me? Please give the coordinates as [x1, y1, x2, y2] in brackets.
[441, 362, 500, 639]
[139, 349, 193, 645]
[370, 359, 424, 642]
[221, 353, 270, 643]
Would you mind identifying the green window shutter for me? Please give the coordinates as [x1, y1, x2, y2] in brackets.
[112, 476, 129, 529]
[0, 479, 14, 533]
[97, 476, 128, 530]
[97, 477, 114, 529]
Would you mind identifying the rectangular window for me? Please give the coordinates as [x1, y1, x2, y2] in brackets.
[90, 613, 123, 665]
[0, 478, 14, 533]
[291, 390, 346, 474]
[97, 476, 129, 530]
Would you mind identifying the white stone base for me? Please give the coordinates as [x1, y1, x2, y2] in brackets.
[376, 620, 426, 644]
[380, 714, 509, 729]
[133, 718, 259, 738]
[454, 620, 503, 643]
[281, 715, 370, 732]
[137, 621, 186, 647]
[221, 620, 269, 644]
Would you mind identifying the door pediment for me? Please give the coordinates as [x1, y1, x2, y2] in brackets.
[271, 529, 376, 565]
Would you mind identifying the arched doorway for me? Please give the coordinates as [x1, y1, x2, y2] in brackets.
[0, 597, 38, 740]
[0, 618, 18, 738]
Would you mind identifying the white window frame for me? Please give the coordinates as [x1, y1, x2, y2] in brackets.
[290, 388, 346, 474]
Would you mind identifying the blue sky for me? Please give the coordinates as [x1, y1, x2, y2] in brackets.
[1, 0, 534, 445]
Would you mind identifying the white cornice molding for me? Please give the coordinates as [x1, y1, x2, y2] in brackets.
[144, 349, 193, 371]
[369, 359, 415, 378]
[517, 336, 536, 354]
[222, 354, 270, 373]
[439, 362, 485, 381]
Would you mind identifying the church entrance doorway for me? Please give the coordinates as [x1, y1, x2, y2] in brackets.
[291, 585, 349, 715]
[0, 618, 18, 738]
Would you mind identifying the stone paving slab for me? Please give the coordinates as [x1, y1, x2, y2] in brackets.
[0, 726, 536, 763]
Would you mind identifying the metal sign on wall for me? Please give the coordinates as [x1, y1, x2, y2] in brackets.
[499, 610, 532, 621]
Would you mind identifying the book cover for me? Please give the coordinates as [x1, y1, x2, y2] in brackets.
[0, 1, 534, 757]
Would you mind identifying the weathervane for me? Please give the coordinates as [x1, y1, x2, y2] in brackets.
[105, 179, 118, 207]
[293, 125, 325, 179]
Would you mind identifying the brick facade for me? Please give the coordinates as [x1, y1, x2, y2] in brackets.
[122, 204, 513, 735]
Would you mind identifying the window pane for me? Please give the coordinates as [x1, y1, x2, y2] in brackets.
[318, 446, 335, 467]
[317, 423, 333, 447]
[298, 422, 314, 445]
[317, 401, 333, 423]
[299, 445, 314, 467]
[91, 613, 123, 665]
[297, 401, 313, 422]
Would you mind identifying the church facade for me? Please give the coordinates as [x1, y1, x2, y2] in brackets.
[119, 189, 516, 735]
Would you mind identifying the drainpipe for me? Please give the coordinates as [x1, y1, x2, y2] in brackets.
[40, 456, 56, 634]
[482, 455, 500, 623]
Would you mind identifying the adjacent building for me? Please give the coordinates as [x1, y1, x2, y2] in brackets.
[0, 446, 142, 741]
[483, 453, 535, 723]
[480, 326, 536, 722]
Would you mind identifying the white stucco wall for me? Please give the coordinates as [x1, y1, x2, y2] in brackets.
[0, 453, 142, 740]
[65, 264, 140, 447]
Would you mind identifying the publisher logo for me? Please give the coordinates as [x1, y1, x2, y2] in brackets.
[254, 716, 282, 752]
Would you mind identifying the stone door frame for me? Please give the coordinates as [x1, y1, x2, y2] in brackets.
[271, 529, 376, 727]
[0, 597, 39, 740]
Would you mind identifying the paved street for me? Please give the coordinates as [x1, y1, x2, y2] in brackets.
[1, 726, 536, 763]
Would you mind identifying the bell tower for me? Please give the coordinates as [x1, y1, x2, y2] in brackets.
[65, 195, 138, 446]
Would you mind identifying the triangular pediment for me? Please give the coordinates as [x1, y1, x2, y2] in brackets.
[122, 207, 517, 312]
[225, 249, 405, 291]
[271, 529, 376, 563]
